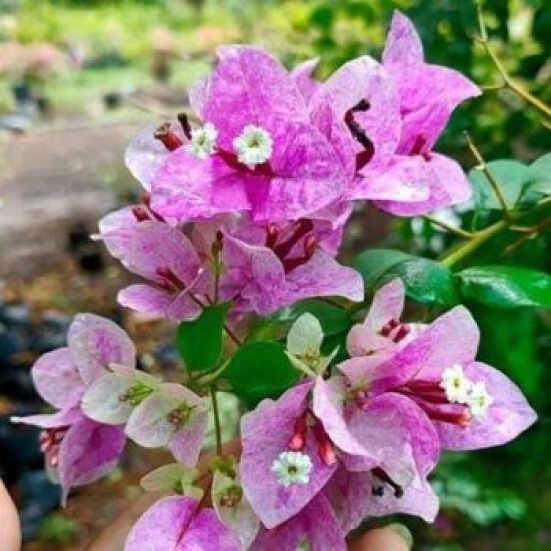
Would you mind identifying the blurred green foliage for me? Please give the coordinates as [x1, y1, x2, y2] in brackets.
[4, 0, 549, 163]
[274, 0, 550, 161]
[38, 513, 79, 545]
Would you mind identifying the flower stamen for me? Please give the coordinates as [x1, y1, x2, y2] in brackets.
[440, 364, 472, 404]
[271, 451, 313, 488]
[185, 122, 218, 160]
[233, 125, 273, 169]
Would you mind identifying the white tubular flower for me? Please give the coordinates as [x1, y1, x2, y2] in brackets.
[286, 313, 337, 376]
[440, 363, 472, 404]
[233, 125, 273, 168]
[185, 122, 218, 159]
[271, 451, 313, 488]
[467, 381, 494, 419]
[287, 314, 324, 363]
[81, 364, 159, 425]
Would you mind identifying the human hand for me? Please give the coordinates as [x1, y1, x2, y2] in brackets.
[0, 479, 21, 551]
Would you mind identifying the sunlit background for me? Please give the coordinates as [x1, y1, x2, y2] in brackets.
[0, 1, 549, 549]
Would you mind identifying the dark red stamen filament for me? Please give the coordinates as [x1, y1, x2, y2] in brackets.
[287, 411, 338, 467]
[409, 133, 431, 161]
[39, 428, 68, 468]
[264, 220, 317, 274]
[355, 148, 375, 172]
[393, 324, 410, 343]
[154, 122, 183, 151]
[380, 319, 410, 343]
[273, 220, 314, 260]
[132, 206, 150, 222]
[344, 98, 375, 170]
[265, 224, 279, 249]
[216, 149, 275, 177]
[282, 236, 317, 273]
[372, 467, 404, 498]
[380, 319, 400, 337]
[156, 266, 186, 294]
[177, 113, 192, 140]
[416, 401, 472, 427]
[312, 419, 338, 466]
[288, 414, 307, 451]
[396, 380, 472, 426]
[140, 193, 165, 222]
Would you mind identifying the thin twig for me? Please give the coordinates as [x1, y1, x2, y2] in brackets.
[189, 292, 241, 346]
[441, 198, 551, 267]
[316, 296, 348, 309]
[441, 220, 507, 267]
[423, 215, 474, 240]
[210, 385, 223, 457]
[126, 97, 172, 118]
[465, 132, 511, 219]
[473, 0, 551, 119]
[502, 217, 551, 255]
[224, 324, 242, 347]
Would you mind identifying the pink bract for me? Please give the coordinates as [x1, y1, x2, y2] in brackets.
[12, 314, 135, 501]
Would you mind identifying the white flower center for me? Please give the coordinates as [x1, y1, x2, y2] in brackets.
[466, 381, 493, 418]
[185, 122, 218, 159]
[271, 450, 312, 488]
[233, 125, 273, 169]
[440, 364, 493, 419]
[440, 363, 472, 404]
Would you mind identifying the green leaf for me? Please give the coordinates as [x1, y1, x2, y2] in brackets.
[353, 249, 458, 306]
[517, 154, 551, 207]
[222, 341, 300, 408]
[469, 155, 551, 212]
[469, 159, 531, 211]
[457, 266, 551, 308]
[176, 303, 231, 372]
[247, 299, 353, 342]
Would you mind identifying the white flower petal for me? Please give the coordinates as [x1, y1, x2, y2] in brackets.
[287, 313, 324, 357]
[81, 373, 135, 424]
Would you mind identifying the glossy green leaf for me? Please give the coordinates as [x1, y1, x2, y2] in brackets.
[457, 266, 551, 308]
[470, 155, 551, 212]
[469, 160, 531, 211]
[176, 302, 231, 372]
[247, 299, 353, 342]
[222, 341, 300, 408]
[353, 248, 458, 306]
[517, 154, 551, 207]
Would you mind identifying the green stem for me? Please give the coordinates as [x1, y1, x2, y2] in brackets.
[423, 215, 474, 240]
[195, 358, 230, 387]
[347, 298, 372, 316]
[224, 324, 242, 347]
[485, 44, 551, 119]
[441, 219, 507, 267]
[503, 216, 551, 255]
[465, 133, 511, 219]
[210, 385, 223, 457]
[441, 199, 551, 268]
[316, 296, 348, 309]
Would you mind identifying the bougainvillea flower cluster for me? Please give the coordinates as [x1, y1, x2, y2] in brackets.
[13, 11, 539, 551]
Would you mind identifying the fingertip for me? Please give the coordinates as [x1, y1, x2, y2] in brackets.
[0, 480, 21, 551]
[349, 526, 411, 551]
